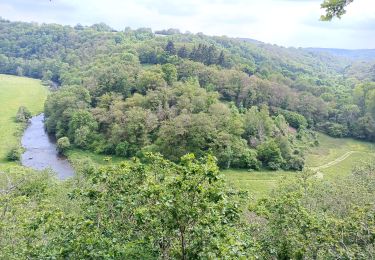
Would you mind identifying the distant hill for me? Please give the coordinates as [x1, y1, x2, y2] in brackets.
[305, 48, 375, 61]
[237, 37, 263, 45]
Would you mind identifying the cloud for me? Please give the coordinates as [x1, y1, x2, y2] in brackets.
[0, 0, 374, 49]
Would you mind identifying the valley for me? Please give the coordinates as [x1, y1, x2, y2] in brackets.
[1, 74, 373, 199]
[0, 12, 374, 258]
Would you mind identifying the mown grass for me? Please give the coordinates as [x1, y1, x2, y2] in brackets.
[0, 74, 48, 163]
[223, 169, 295, 199]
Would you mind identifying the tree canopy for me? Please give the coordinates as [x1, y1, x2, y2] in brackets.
[321, 0, 354, 21]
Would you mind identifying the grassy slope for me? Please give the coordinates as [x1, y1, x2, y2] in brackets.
[224, 133, 375, 198]
[306, 133, 375, 180]
[0, 74, 48, 163]
[306, 133, 375, 167]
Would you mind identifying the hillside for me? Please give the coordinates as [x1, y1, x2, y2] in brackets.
[0, 16, 375, 260]
[0, 19, 374, 172]
[306, 48, 375, 61]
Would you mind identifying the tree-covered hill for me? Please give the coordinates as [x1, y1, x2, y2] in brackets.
[306, 47, 375, 62]
[1, 18, 374, 170]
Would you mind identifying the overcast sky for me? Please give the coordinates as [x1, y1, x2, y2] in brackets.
[1, 0, 374, 49]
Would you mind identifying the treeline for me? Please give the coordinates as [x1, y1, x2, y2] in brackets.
[1, 156, 374, 258]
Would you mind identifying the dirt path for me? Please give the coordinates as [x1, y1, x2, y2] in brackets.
[310, 151, 356, 179]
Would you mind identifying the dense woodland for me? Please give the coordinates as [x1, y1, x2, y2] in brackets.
[1, 18, 374, 171]
[0, 17, 375, 258]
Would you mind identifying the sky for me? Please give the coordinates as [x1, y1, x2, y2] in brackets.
[0, 0, 374, 49]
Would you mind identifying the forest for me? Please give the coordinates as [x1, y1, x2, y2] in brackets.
[1, 18, 374, 170]
[0, 14, 374, 259]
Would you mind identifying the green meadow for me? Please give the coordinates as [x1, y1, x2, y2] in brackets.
[0, 74, 48, 163]
[224, 133, 375, 198]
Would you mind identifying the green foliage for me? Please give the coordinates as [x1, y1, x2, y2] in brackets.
[2, 154, 374, 258]
[161, 63, 177, 85]
[44, 85, 91, 137]
[6, 145, 22, 161]
[115, 141, 129, 157]
[15, 106, 32, 123]
[231, 148, 260, 170]
[317, 122, 349, 137]
[251, 163, 375, 259]
[0, 154, 248, 258]
[68, 110, 98, 149]
[277, 109, 308, 129]
[257, 140, 284, 170]
[1, 18, 373, 173]
[164, 40, 176, 55]
[56, 137, 70, 155]
[321, 0, 354, 21]
[136, 68, 166, 93]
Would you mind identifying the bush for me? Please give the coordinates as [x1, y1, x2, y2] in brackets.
[257, 140, 284, 170]
[115, 141, 129, 157]
[268, 161, 282, 170]
[232, 149, 260, 170]
[278, 110, 308, 129]
[57, 137, 71, 155]
[285, 156, 305, 171]
[7, 146, 22, 161]
[15, 106, 32, 123]
[318, 122, 348, 138]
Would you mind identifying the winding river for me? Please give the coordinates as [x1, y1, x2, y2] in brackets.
[21, 114, 74, 180]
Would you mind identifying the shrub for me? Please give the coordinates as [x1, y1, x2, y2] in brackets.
[278, 110, 308, 129]
[232, 149, 260, 170]
[286, 156, 305, 171]
[257, 140, 284, 170]
[115, 141, 129, 157]
[7, 146, 22, 161]
[15, 106, 32, 123]
[57, 137, 71, 155]
[318, 122, 348, 138]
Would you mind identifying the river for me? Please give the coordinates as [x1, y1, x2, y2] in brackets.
[21, 114, 74, 180]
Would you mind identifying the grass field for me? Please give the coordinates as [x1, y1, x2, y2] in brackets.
[0, 74, 48, 163]
[306, 133, 375, 180]
[223, 169, 294, 198]
[224, 133, 375, 198]
[305, 133, 375, 167]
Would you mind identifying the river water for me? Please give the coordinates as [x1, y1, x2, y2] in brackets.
[21, 114, 74, 180]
